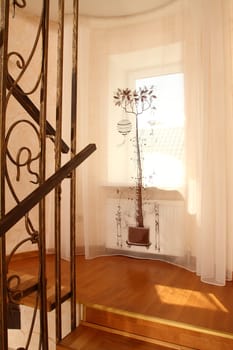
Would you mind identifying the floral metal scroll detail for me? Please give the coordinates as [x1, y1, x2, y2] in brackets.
[7, 7, 43, 101]
[5, 6, 43, 245]
[5, 2, 45, 348]
[5, 119, 40, 240]
[11, 0, 27, 17]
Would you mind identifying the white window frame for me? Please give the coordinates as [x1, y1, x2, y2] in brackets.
[107, 42, 184, 189]
[130, 71, 185, 190]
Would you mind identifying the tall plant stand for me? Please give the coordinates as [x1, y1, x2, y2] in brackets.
[114, 87, 156, 249]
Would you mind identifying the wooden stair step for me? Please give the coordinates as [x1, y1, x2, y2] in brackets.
[58, 324, 176, 350]
[21, 285, 71, 311]
[8, 270, 70, 310]
[46, 285, 71, 311]
[81, 303, 233, 350]
[7, 270, 38, 301]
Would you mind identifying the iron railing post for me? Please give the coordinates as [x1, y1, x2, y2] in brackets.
[0, 1, 9, 349]
[70, 0, 79, 331]
[55, 0, 65, 342]
[39, 0, 50, 348]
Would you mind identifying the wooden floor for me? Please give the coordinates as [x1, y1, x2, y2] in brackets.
[9, 253, 233, 335]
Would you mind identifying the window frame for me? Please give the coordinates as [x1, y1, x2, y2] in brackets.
[126, 68, 185, 190]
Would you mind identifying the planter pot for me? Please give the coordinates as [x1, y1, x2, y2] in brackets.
[127, 226, 151, 248]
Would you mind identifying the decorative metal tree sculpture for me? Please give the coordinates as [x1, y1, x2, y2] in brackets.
[114, 86, 156, 248]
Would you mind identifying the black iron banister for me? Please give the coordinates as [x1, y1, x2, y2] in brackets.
[6, 74, 70, 154]
[0, 143, 96, 236]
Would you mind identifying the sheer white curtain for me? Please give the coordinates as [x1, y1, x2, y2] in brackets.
[184, 0, 233, 285]
[78, 0, 233, 286]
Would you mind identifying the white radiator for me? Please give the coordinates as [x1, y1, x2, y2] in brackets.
[105, 199, 185, 256]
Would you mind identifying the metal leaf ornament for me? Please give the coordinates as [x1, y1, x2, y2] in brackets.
[114, 86, 156, 140]
[114, 86, 156, 116]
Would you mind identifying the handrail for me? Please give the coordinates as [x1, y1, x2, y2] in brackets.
[0, 143, 96, 236]
[6, 74, 70, 154]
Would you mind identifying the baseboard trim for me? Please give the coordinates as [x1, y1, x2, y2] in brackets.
[8, 250, 39, 262]
[9, 246, 85, 262]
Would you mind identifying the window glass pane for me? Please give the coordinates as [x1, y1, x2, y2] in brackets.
[135, 73, 185, 189]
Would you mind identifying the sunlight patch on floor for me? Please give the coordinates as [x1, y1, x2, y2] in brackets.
[154, 284, 229, 312]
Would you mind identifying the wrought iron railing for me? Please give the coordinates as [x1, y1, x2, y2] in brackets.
[0, 144, 96, 237]
[6, 73, 70, 154]
[0, 0, 94, 349]
[0, 144, 96, 350]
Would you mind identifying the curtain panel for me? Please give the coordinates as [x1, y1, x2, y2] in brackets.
[76, 0, 233, 286]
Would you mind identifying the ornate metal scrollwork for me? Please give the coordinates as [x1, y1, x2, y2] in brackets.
[13, 0, 26, 8]
[5, 119, 40, 186]
[12, 0, 26, 18]
[5, 1, 45, 348]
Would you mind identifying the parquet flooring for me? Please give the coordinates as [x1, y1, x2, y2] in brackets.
[9, 253, 233, 335]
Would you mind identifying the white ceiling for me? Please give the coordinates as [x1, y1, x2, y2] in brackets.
[22, 0, 174, 20]
[79, 0, 173, 17]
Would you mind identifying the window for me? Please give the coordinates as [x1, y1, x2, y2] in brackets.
[108, 43, 184, 190]
[130, 73, 185, 189]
